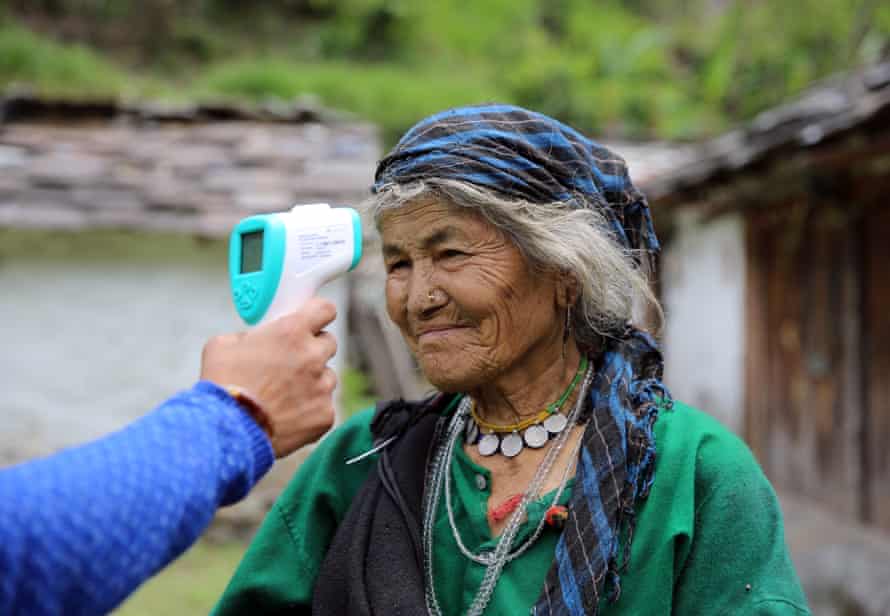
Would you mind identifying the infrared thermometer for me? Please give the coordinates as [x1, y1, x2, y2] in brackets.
[229, 203, 362, 325]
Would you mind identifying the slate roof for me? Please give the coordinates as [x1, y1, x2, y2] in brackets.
[645, 61, 890, 205]
[0, 95, 380, 237]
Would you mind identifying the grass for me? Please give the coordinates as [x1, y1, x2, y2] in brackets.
[194, 59, 506, 144]
[0, 19, 506, 144]
[0, 22, 163, 99]
[113, 539, 244, 616]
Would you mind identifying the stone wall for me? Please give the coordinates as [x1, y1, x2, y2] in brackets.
[0, 107, 378, 237]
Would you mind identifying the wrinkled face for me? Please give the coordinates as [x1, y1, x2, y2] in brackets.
[379, 198, 563, 392]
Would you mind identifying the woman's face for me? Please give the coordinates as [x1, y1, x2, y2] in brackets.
[379, 198, 564, 392]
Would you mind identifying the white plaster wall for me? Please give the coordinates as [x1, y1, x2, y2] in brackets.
[0, 230, 348, 463]
[662, 211, 746, 433]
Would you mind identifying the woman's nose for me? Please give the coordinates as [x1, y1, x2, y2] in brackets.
[405, 265, 445, 317]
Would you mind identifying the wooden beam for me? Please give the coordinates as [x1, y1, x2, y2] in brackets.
[864, 205, 890, 531]
[653, 130, 890, 213]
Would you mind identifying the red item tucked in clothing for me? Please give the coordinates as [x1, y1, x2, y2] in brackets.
[487, 494, 523, 525]
[545, 505, 569, 529]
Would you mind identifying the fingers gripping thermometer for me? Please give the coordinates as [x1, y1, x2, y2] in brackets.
[229, 203, 362, 325]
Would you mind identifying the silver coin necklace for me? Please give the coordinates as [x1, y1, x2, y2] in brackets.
[465, 355, 589, 458]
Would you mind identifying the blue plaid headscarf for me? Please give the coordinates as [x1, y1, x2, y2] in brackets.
[374, 104, 671, 615]
[374, 103, 660, 259]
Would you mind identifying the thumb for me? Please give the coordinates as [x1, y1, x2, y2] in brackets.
[273, 297, 338, 335]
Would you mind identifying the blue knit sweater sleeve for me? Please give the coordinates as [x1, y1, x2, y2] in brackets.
[0, 380, 275, 616]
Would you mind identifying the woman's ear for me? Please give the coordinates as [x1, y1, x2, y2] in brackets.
[555, 273, 580, 309]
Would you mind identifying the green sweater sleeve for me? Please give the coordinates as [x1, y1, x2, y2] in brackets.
[211, 408, 377, 615]
[671, 417, 810, 615]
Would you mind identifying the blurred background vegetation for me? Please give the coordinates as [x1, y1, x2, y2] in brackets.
[1, 0, 888, 145]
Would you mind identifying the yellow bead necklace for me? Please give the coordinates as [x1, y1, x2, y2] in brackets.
[468, 355, 589, 434]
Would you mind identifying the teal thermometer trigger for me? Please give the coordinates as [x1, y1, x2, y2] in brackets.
[229, 203, 362, 326]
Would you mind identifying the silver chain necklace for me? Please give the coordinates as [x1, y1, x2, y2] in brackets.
[422, 364, 594, 616]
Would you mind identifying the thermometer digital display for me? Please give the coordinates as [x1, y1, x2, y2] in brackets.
[239, 230, 264, 274]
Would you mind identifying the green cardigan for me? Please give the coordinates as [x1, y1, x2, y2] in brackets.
[213, 401, 810, 615]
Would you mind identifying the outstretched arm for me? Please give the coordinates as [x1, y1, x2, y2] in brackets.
[0, 383, 273, 616]
[0, 297, 339, 616]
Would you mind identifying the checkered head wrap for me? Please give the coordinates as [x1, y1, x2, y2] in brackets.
[374, 103, 660, 258]
[374, 104, 671, 615]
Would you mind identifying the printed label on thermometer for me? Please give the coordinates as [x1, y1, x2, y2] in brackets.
[296, 225, 349, 262]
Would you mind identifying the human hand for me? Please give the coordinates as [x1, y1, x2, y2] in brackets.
[200, 297, 339, 457]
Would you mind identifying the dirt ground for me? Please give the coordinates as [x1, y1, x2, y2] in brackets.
[779, 491, 890, 615]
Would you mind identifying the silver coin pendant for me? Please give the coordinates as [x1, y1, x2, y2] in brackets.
[500, 432, 524, 458]
[523, 424, 549, 448]
[478, 433, 500, 457]
[543, 413, 568, 435]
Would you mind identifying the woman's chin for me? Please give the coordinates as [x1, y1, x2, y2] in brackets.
[417, 356, 479, 393]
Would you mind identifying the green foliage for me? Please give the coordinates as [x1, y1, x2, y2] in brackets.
[0, 23, 128, 97]
[340, 366, 376, 418]
[497, 4, 688, 137]
[1, 0, 887, 142]
[196, 59, 506, 144]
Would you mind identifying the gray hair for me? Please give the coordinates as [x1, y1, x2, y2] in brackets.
[365, 178, 662, 351]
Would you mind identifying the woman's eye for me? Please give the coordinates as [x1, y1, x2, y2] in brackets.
[441, 249, 467, 259]
[387, 260, 409, 272]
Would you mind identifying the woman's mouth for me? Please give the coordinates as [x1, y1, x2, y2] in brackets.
[416, 326, 469, 342]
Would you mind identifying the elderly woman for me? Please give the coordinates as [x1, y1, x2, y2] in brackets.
[213, 105, 809, 615]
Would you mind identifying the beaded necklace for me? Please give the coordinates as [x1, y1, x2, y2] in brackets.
[465, 356, 589, 458]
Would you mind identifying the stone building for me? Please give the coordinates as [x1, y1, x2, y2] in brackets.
[647, 62, 890, 613]
[648, 62, 890, 531]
